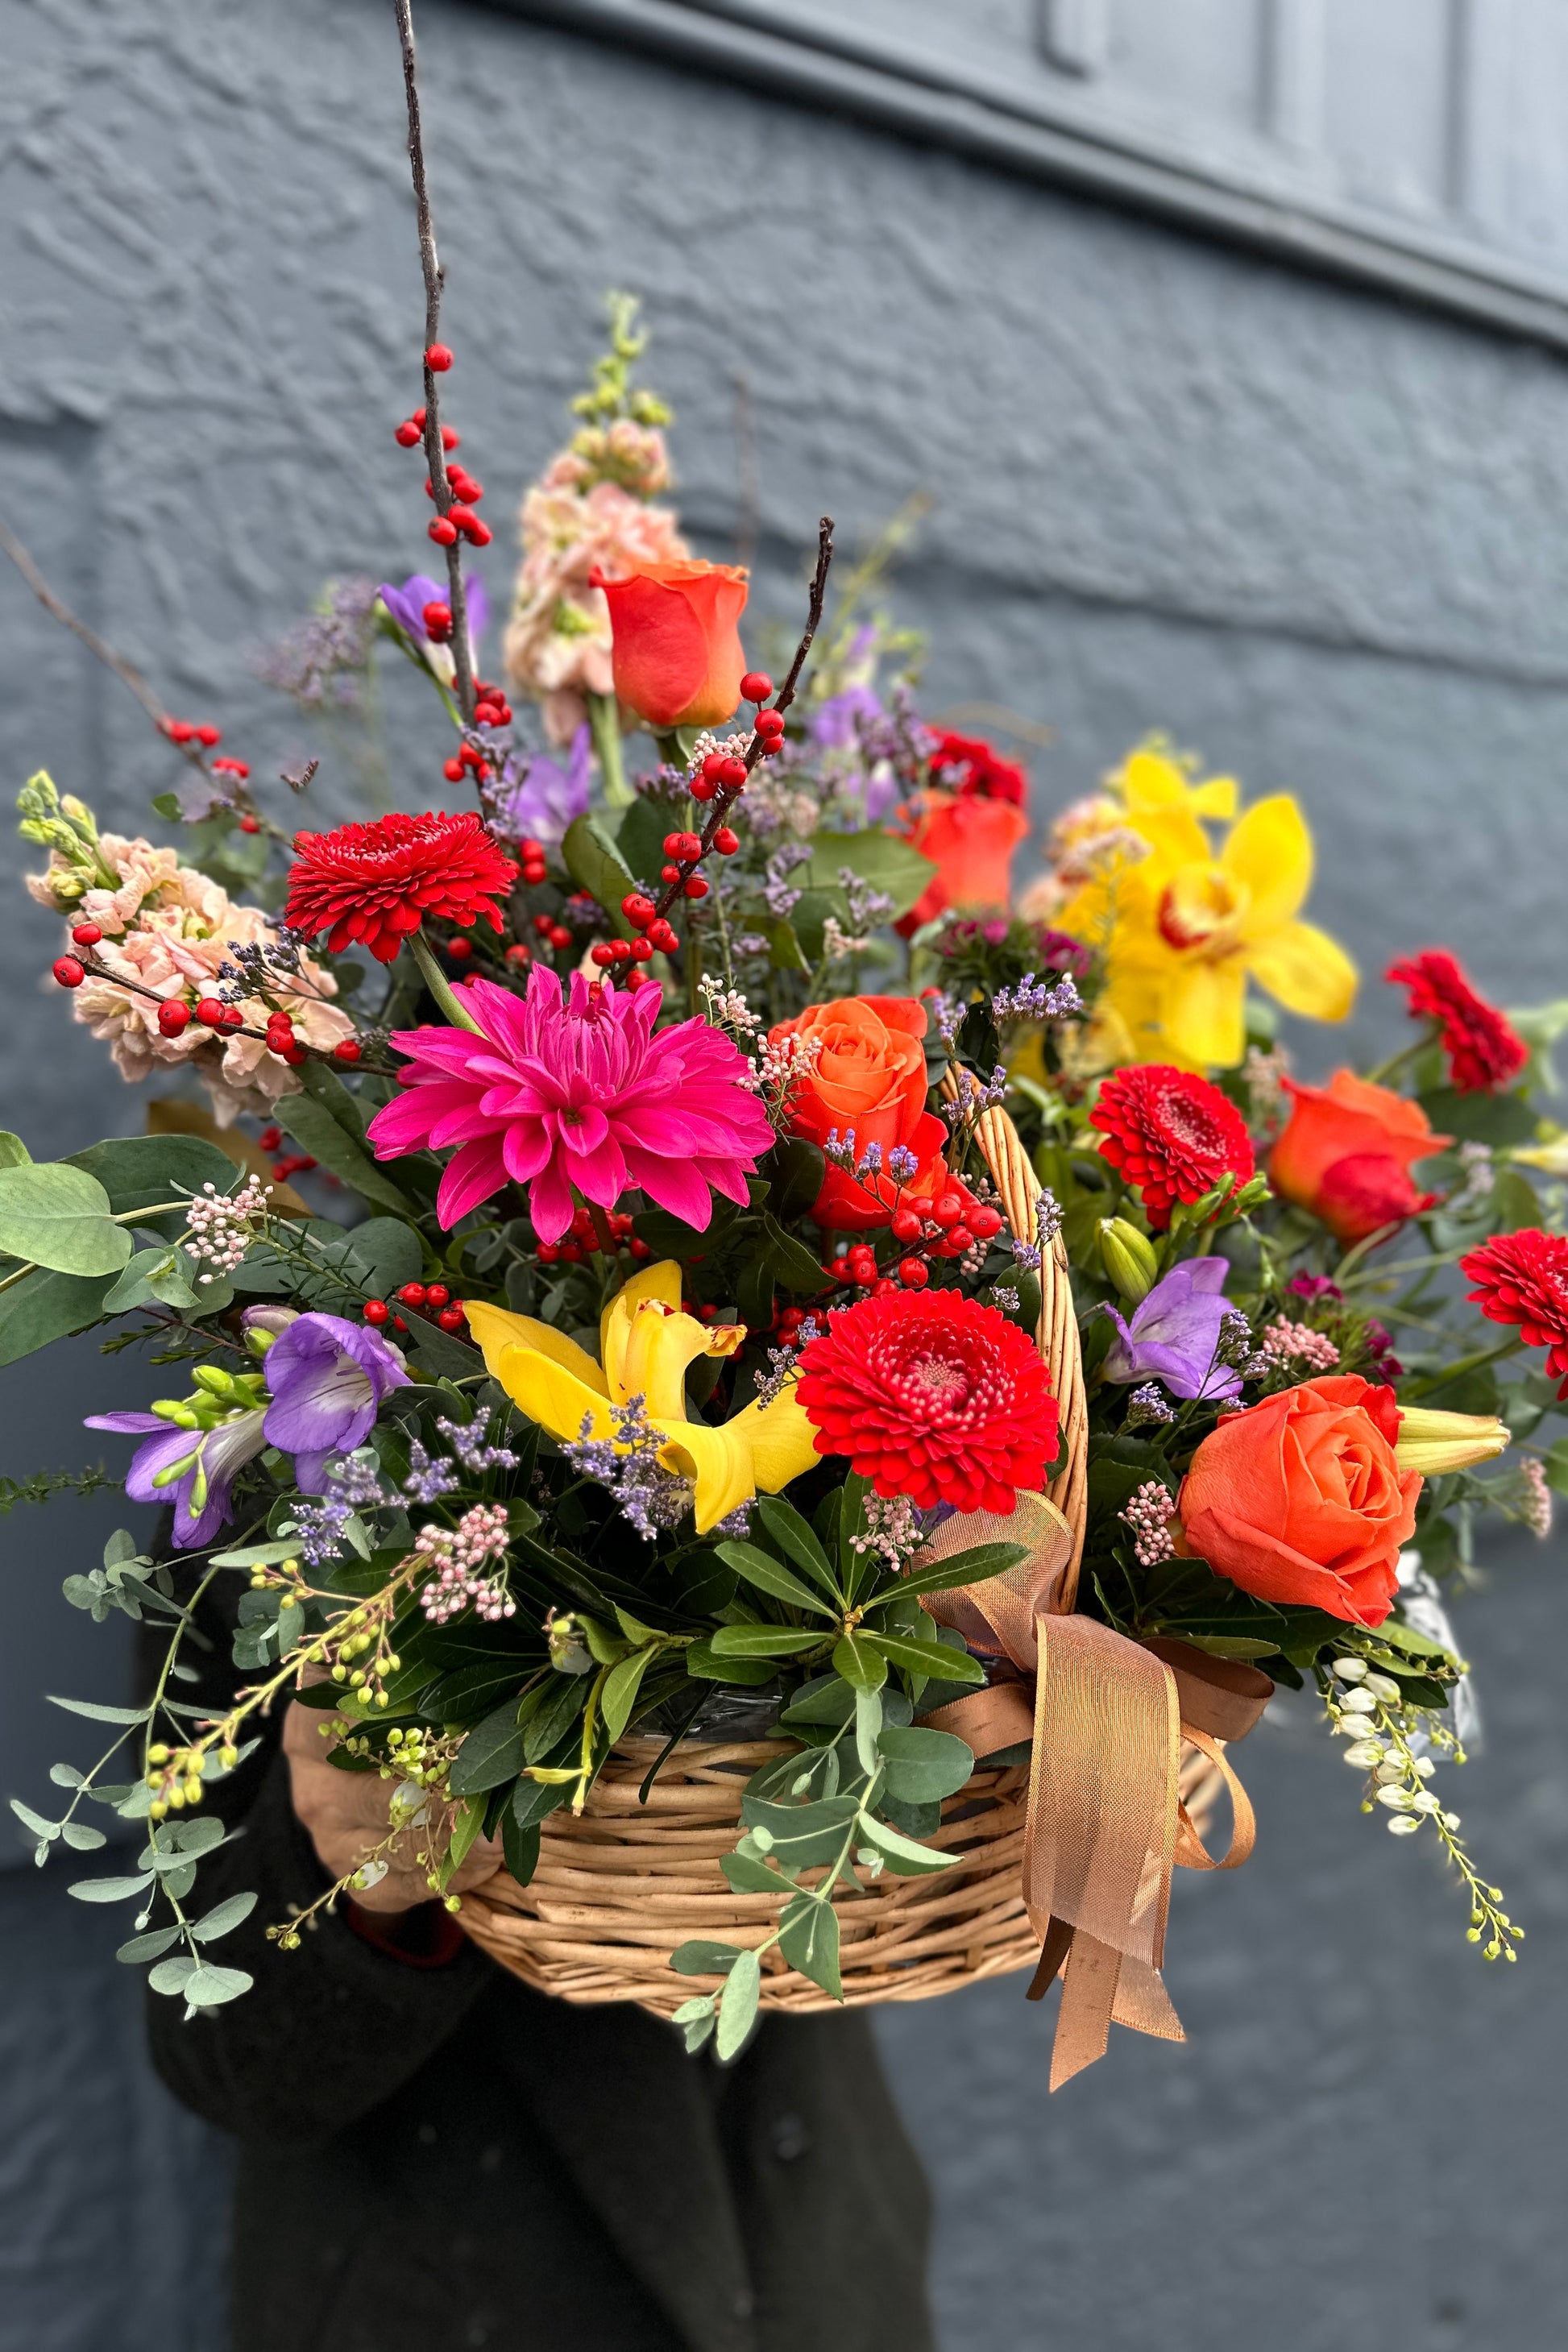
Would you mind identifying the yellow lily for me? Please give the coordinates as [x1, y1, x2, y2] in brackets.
[1054, 745, 1358, 1070]
[466, 1261, 820, 1535]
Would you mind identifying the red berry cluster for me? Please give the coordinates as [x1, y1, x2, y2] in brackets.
[161, 719, 224, 749]
[515, 836, 547, 888]
[390, 1280, 468, 1334]
[254, 1127, 317, 1181]
[536, 1207, 649, 1266]
[823, 1193, 1006, 1297]
[441, 679, 514, 786]
[533, 911, 576, 956]
[394, 362, 492, 551]
[626, 674, 782, 948]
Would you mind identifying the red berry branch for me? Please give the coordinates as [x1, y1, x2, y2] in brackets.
[50, 946, 384, 1073]
[393, 0, 479, 728]
[611, 519, 836, 967]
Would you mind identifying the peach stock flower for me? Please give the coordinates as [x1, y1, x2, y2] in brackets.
[1176, 1375, 1421, 1628]
[1269, 1071, 1450, 1245]
[29, 833, 351, 1124]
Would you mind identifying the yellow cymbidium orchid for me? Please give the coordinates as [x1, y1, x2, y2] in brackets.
[1053, 745, 1358, 1070]
[465, 1261, 820, 1536]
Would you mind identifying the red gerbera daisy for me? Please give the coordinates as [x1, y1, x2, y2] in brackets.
[1460, 1228, 1568, 1396]
[794, 1289, 1057, 1514]
[1089, 1064, 1256, 1233]
[927, 729, 1027, 807]
[1385, 949, 1528, 1096]
[284, 811, 518, 964]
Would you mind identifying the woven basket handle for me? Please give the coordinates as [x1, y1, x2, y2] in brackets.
[944, 1091, 1089, 1608]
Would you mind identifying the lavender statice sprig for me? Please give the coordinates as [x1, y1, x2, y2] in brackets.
[990, 972, 1085, 1025]
[562, 1394, 693, 1541]
[434, 1414, 520, 1474]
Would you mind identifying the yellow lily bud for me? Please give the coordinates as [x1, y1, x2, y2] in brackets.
[1395, 1407, 1510, 1475]
[1097, 1217, 1159, 1305]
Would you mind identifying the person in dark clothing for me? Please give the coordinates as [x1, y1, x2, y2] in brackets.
[143, 1583, 935, 2352]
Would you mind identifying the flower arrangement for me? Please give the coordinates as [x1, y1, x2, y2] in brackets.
[7, 6, 1562, 2085]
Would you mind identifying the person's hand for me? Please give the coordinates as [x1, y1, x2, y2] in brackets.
[282, 1697, 504, 1917]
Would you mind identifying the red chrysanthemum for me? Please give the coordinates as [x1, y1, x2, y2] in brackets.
[284, 811, 519, 964]
[1386, 949, 1528, 1096]
[927, 729, 1027, 807]
[794, 1289, 1057, 1514]
[1089, 1064, 1256, 1233]
[1460, 1228, 1568, 1396]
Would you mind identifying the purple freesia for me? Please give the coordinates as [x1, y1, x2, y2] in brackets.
[378, 571, 489, 647]
[260, 1312, 411, 1491]
[494, 724, 592, 846]
[1101, 1259, 1241, 1403]
[85, 1311, 412, 1548]
[84, 1408, 269, 1549]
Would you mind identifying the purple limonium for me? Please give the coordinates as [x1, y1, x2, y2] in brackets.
[377, 571, 489, 648]
[1100, 1258, 1242, 1404]
[493, 724, 592, 846]
[259, 1312, 411, 1492]
[811, 681, 883, 751]
[84, 1406, 271, 1550]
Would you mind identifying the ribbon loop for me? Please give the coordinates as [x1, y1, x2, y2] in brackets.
[914, 1500, 1271, 2087]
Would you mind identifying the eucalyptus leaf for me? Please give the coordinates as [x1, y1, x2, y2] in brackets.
[0, 1164, 129, 1276]
[853, 1811, 953, 1877]
[190, 1891, 258, 1943]
[715, 1948, 761, 2061]
[778, 1893, 841, 1998]
[182, 1964, 254, 2007]
[875, 1724, 977, 1803]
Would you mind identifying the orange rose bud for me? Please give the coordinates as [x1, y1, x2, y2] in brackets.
[1268, 1070, 1452, 1246]
[591, 558, 749, 731]
[768, 994, 977, 1233]
[1176, 1375, 1421, 1628]
[898, 791, 1030, 935]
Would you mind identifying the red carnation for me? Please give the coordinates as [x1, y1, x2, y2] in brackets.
[284, 811, 518, 964]
[1460, 1228, 1568, 1396]
[927, 730, 1027, 807]
[794, 1289, 1057, 1515]
[1386, 949, 1528, 1096]
[1090, 1064, 1256, 1233]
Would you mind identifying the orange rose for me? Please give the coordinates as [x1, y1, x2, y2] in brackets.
[770, 995, 961, 1231]
[1268, 1071, 1451, 1245]
[898, 791, 1030, 935]
[591, 558, 749, 730]
[1176, 1375, 1420, 1627]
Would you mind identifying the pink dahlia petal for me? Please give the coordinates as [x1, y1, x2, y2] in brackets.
[435, 1135, 511, 1225]
[529, 1154, 575, 1243]
[624, 1149, 715, 1230]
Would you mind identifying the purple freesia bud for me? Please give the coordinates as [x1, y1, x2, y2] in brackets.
[493, 724, 592, 846]
[377, 572, 489, 647]
[260, 1312, 411, 1492]
[1101, 1258, 1242, 1403]
[84, 1409, 269, 1549]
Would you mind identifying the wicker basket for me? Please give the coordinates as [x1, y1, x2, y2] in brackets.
[461, 1105, 1224, 2013]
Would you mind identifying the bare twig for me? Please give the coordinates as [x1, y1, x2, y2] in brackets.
[393, 0, 477, 728]
[648, 518, 834, 930]
[0, 510, 166, 726]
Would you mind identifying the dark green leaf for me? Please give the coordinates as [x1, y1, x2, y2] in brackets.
[884, 1542, 1028, 1606]
[562, 814, 637, 935]
[759, 1213, 832, 1296]
[0, 1263, 118, 1366]
[761, 1138, 826, 1225]
[277, 1095, 415, 1216]
[1418, 1088, 1537, 1147]
[715, 1539, 836, 1618]
[753, 1497, 842, 1603]
[832, 1633, 887, 1693]
[709, 1625, 826, 1659]
[501, 1811, 541, 1887]
[807, 829, 935, 922]
[861, 1628, 984, 1685]
[686, 1641, 778, 1686]
[448, 1695, 528, 1795]
[601, 1647, 657, 1743]
[612, 794, 670, 886]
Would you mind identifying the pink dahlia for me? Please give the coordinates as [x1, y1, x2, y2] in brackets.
[367, 967, 774, 1238]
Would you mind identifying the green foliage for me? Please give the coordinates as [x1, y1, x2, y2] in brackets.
[0, 1164, 130, 1276]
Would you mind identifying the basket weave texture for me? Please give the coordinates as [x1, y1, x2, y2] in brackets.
[460, 1107, 1223, 2012]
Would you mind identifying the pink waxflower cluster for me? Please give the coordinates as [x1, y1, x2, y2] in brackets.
[367, 967, 774, 1241]
[503, 430, 687, 745]
[416, 1503, 515, 1625]
[1259, 1317, 1342, 1372]
[28, 834, 352, 1124]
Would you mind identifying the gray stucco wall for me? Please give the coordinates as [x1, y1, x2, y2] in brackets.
[2, 3, 1566, 2346]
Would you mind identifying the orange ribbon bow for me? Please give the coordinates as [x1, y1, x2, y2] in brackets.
[915, 1495, 1272, 2088]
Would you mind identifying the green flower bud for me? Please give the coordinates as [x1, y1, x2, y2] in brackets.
[1097, 1217, 1159, 1305]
